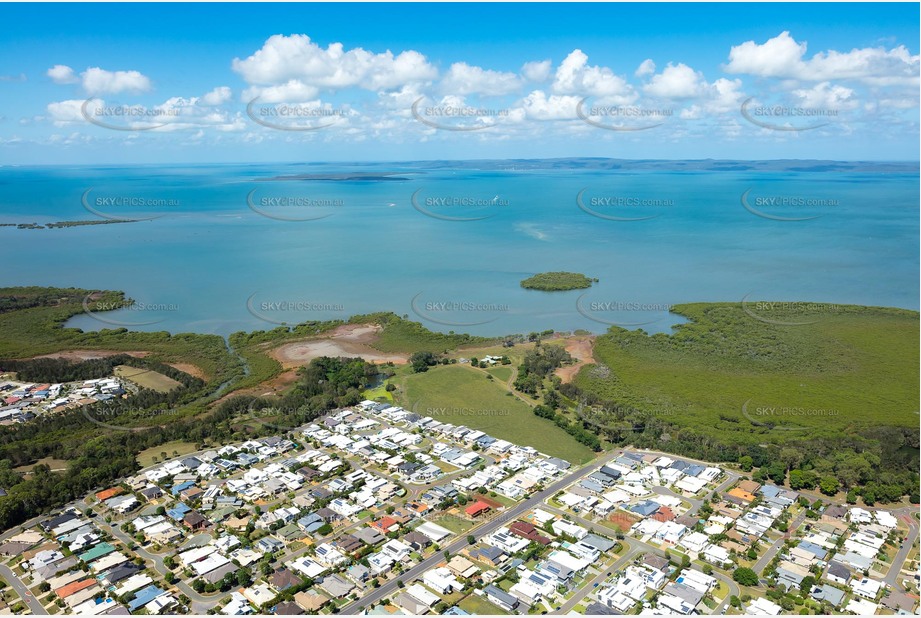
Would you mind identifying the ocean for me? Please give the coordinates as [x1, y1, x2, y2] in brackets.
[1, 161, 917, 338]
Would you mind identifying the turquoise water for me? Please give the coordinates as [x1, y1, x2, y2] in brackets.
[0, 162, 917, 338]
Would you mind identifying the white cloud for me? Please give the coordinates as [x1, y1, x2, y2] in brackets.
[635, 59, 656, 77]
[47, 65, 77, 84]
[643, 63, 706, 99]
[81, 67, 151, 95]
[725, 31, 920, 86]
[202, 86, 232, 106]
[47, 65, 152, 95]
[792, 81, 857, 110]
[522, 60, 552, 82]
[440, 62, 521, 96]
[242, 80, 320, 104]
[232, 34, 437, 92]
[46, 99, 85, 125]
[518, 90, 581, 120]
[551, 50, 636, 102]
[707, 77, 745, 112]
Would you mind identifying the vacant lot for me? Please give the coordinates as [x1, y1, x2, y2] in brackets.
[115, 365, 182, 393]
[401, 364, 595, 464]
[13, 457, 71, 475]
[137, 441, 199, 468]
[459, 593, 510, 615]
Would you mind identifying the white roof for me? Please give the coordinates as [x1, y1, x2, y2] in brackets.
[415, 521, 451, 542]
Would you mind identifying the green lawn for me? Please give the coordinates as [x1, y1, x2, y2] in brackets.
[400, 364, 595, 464]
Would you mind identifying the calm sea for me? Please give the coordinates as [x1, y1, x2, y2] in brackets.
[0, 162, 917, 338]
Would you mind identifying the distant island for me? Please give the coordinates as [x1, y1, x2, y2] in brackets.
[0, 220, 131, 230]
[520, 271, 597, 291]
[259, 172, 411, 182]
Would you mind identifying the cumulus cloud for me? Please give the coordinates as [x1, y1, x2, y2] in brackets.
[635, 59, 656, 77]
[47, 64, 152, 95]
[518, 90, 581, 120]
[440, 62, 521, 96]
[243, 80, 320, 104]
[792, 81, 857, 109]
[81, 67, 151, 95]
[47, 65, 77, 84]
[643, 63, 706, 99]
[46, 99, 86, 125]
[522, 60, 552, 82]
[232, 34, 437, 92]
[202, 86, 232, 106]
[551, 50, 636, 102]
[725, 31, 920, 86]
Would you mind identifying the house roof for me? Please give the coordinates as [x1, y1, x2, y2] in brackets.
[270, 569, 302, 592]
[293, 591, 328, 611]
[95, 487, 123, 501]
[403, 531, 431, 547]
[727, 487, 756, 502]
[465, 501, 490, 516]
[273, 601, 305, 615]
[737, 480, 761, 493]
[372, 516, 399, 531]
[54, 578, 96, 599]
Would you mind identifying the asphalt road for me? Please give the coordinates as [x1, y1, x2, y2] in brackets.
[0, 562, 46, 615]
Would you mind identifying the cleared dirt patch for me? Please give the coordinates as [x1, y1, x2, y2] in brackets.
[228, 368, 301, 400]
[607, 512, 641, 532]
[554, 335, 596, 383]
[270, 323, 409, 368]
[166, 362, 206, 380]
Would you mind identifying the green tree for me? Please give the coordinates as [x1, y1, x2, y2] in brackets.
[819, 476, 839, 496]
[732, 567, 759, 587]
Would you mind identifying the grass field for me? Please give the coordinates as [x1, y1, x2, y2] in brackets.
[459, 594, 510, 615]
[400, 364, 595, 464]
[13, 457, 71, 475]
[137, 441, 199, 467]
[575, 302, 919, 445]
[486, 366, 513, 382]
[115, 365, 182, 393]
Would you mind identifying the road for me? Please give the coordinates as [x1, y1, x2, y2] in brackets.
[0, 513, 50, 615]
[339, 451, 622, 614]
[753, 509, 807, 575]
[93, 514, 219, 614]
[884, 506, 920, 590]
[0, 562, 46, 615]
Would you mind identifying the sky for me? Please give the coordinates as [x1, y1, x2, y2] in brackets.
[0, 2, 918, 164]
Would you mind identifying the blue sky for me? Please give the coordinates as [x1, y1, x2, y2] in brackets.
[0, 3, 917, 163]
